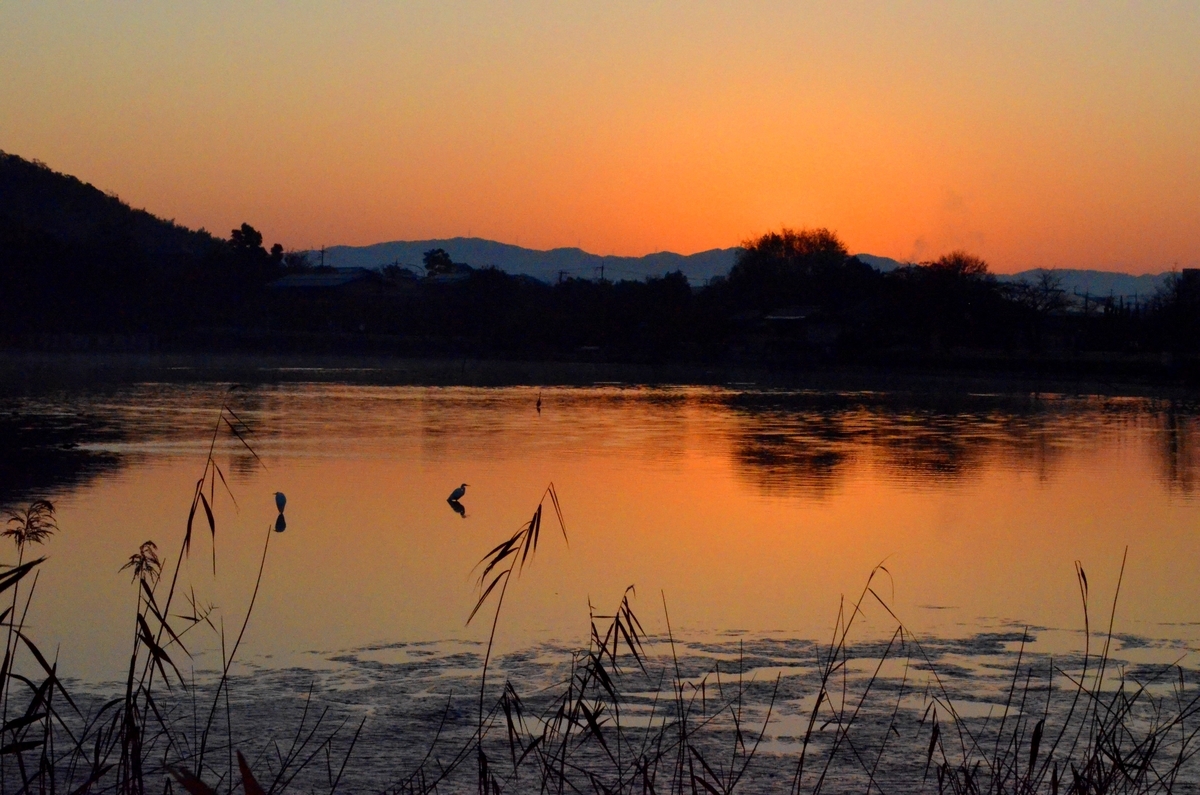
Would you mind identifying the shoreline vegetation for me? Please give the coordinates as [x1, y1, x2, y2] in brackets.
[3, 350, 1200, 400]
[2, 401, 1199, 793]
[5, 152, 1200, 391]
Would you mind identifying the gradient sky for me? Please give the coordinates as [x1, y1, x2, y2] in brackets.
[2, 2, 1198, 273]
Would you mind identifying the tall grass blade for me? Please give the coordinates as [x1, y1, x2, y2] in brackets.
[238, 750, 267, 795]
[170, 765, 218, 795]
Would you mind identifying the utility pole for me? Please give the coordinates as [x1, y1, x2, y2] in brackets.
[558, 270, 567, 284]
[319, 246, 326, 269]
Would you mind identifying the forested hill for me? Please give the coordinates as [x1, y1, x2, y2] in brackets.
[0, 152, 282, 334]
[0, 152, 216, 259]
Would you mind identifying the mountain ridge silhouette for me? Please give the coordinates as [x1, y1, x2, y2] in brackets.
[0, 149, 1175, 303]
[319, 238, 1173, 299]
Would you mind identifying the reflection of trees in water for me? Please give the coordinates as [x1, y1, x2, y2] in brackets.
[1157, 407, 1200, 495]
[0, 407, 124, 508]
[865, 410, 1076, 484]
[727, 411, 857, 497]
[725, 393, 1147, 497]
[228, 450, 262, 480]
[2, 385, 276, 506]
[9, 384, 1199, 507]
[219, 386, 275, 484]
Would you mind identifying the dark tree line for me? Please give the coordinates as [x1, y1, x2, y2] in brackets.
[3, 152, 1198, 370]
[252, 228, 1196, 366]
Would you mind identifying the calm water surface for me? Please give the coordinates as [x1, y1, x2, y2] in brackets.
[6, 382, 1199, 686]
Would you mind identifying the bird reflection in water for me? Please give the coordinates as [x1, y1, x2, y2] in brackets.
[446, 483, 469, 517]
[274, 491, 287, 532]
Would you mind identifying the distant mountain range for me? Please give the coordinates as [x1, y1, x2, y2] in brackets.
[856, 254, 1170, 300]
[320, 238, 1174, 300]
[318, 237, 742, 285]
[1002, 269, 1169, 301]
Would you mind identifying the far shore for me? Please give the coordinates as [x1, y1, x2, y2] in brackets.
[3, 349, 1200, 400]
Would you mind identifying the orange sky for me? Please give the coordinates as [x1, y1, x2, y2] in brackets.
[2, 3, 1197, 273]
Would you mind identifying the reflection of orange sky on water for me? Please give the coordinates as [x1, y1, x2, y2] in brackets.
[2, 5, 1199, 271]
[28, 390, 1200, 683]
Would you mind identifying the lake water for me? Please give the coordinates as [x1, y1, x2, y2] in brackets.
[5, 382, 1200, 791]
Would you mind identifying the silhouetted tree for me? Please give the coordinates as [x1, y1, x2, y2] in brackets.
[925, 250, 991, 281]
[229, 223, 265, 257]
[423, 248, 455, 276]
[886, 250, 1013, 349]
[1009, 270, 1070, 350]
[229, 223, 286, 268]
[729, 228, 845, 297]
[281, 250, 315, 273]
[1147, 270, 1200, 352]
[226, 222, 284, 291]
[1011, 270, 1069, 315]
[722, 227, 878, 313]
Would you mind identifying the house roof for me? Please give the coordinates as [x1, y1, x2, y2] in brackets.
[268, 268, 374, 289]
[764, 305, 818, 321]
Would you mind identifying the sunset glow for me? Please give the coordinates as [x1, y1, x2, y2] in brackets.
[2, 3, 1197, 272]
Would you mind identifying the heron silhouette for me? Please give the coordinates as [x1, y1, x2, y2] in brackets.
[447, 483, 468, 502]
[274, 492, 287, 513]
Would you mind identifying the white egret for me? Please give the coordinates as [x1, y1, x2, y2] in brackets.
[447, 483, 468, 502]
[274, 492, 286, 513]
